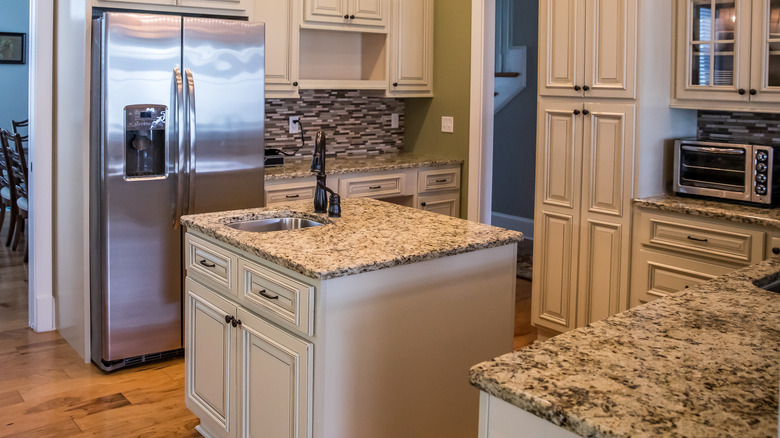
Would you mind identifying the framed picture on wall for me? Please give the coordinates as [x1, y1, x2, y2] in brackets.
[0, 32, 25, 64]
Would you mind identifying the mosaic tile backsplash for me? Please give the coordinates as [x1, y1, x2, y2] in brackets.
[265, 90, 405, 157]
[698, 111, 780, 145]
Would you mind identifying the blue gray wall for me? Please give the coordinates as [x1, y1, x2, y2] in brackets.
[0, 0, 29, 131]
[492, 0, 538, 220]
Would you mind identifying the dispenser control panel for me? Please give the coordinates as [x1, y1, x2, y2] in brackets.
[126, 105, 167, 131]
[124, 104, 168, 180]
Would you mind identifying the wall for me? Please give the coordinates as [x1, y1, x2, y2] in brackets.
[404, 0, 472, 218]
[698, 111, 780, 145]
[0, 0, 29, 130]
[491, 0, 537, 222]
[266, 90, 404, 157]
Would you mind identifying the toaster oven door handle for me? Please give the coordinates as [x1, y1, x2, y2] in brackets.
[681, 145, 746, 155]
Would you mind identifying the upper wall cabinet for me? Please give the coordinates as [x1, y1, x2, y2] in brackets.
[538, 0, 637, 99]
[92, 0, 248, 14]
[302, 0, 389, 32]
[387, 0, 434, 97]
[672, 0, 780, 111]
[255, 0, 301, 97]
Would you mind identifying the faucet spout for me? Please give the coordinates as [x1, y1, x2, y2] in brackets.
[311, 130, 328, 214]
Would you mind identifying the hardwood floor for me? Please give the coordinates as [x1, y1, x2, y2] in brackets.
[0, 215, 536, 436]
[0, 218, 199, 437]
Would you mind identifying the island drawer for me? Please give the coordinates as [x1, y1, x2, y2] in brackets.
[265, 182, 317, 206]
[338, 173, 406, 198]
[238, 259, 315, 336]
[418, 167, 460, 193]
[185, 234, 238, 297]
[636, 211, 764, 264]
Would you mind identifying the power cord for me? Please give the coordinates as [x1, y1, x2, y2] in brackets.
[267, 119, 306, 157]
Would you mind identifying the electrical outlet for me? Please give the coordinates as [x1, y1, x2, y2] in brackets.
[289, 116, 300, 134]
[441, 116, 454, 133]
[391, 113, 400, 129]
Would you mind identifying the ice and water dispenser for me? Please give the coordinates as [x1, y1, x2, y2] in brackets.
[124, 104, 167, 179]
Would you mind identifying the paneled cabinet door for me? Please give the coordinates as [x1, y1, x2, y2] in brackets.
[576, 103, 635, 326]
[418, 192, 459, 217]
[254, 0, 300, 97]
[237, 308, 313, 438]
[539, 0, 636, 98]
[178, 0, 247, 11]
[749, 0, 780, 103]
[303, 0, 388, 30]
[674, 0, 752, 102]
[388, 0, 434, 96]
[185, 279, 237, 438]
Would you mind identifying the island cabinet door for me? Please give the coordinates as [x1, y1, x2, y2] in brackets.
[236, 308, 313, 438]
[185, 279, 237, 438]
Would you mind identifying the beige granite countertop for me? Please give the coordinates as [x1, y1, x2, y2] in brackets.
[264, 153, 462, 180]
[470, 257, 780, 437]
[635, 194, 780, 228]
[181, 198, 521, 280]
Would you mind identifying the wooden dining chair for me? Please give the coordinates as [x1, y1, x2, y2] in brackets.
[0, 129, 19, 248]
[11, 119, 28, 142]
[1, 130, 27, 256]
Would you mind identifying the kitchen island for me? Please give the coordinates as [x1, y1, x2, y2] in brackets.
[181, 198, 522, 438]
[470, 257, 780, 437]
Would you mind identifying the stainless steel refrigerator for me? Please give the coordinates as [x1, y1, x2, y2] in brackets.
[89, 12, 265, 371]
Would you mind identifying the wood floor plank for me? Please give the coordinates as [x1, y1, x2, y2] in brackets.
[0, 390, 24, 408]
[1, 418, 83, 438]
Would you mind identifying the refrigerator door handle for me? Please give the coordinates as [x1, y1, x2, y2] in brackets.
[185, 68, 196, 215]
[173, 67, 186, 229]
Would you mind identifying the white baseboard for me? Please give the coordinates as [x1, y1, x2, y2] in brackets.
[491, 212, 533, 240]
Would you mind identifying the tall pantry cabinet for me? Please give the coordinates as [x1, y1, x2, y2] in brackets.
[531, 0, 696, 337]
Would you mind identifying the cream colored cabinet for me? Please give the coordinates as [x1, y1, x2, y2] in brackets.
[185, 237, 314, 438]
[387, 0, 434, 97]
[92, 0, 248, 13]
[252, 0, 301, 98]
[672, 0, 780, 111]
[630, 206, 773, 307]
[538, 0, 637, 99]
[302, 0, 388, 32]
[532, 99, 635, 335]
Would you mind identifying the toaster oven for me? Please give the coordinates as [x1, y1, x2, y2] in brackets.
[673, 139, 780, 206]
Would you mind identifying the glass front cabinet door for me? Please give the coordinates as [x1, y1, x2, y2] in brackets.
[674, 0, 780, 106]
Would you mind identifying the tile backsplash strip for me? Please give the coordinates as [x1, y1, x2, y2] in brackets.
[265, 90, 405, 157]
[698, 111, 780, 145]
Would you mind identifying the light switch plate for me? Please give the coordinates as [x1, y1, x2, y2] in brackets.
[391, 113, 400, 129]
[289, 116, 300, 134]
[441, 116, 454, 133]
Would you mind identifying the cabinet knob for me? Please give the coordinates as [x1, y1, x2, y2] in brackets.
[292, 81, 298, 87]
[392, 82, 398, 87]
[750, 89, 758, 95]
[573, 109, 581, 115]
[350, 14, 356, 19]
[773, 247, 780, 255]
[739, 88, 746, 95]
[583, 85, 590, 91]
[421, 202, 427, 207]
[573, 85, 581, 91]
[231, 317, 241, 328]
[225, 315, 232, 324]
[344, 14, 349, 19]
[582, 109, 590, 115]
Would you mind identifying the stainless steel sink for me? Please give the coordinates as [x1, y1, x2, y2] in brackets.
[756, 279, 780, 293]
[226, 217, 324, 233]
[753, 273, 780, 293]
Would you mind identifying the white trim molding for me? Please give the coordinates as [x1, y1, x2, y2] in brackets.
[491, 212, 534, 239]
[468, 0, 496, 224]
[28, 0, 55, 332]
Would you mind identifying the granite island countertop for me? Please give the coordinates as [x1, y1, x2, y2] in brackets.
[265, 153, 462, 181]
[470, 257, 780, 437]
[181, 197, 521, 280]
[635, 194, 780, 228]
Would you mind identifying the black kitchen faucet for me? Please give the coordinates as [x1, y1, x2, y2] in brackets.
[310, 130, 341, 217]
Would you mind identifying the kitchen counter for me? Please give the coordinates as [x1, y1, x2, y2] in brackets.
[635, 194, 780, 228]
[470, 257, 780, 437]
[181, 197, 522, 280]
[264, 153, 462, 180]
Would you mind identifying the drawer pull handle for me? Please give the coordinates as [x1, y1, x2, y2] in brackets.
[199, 259, 217, 268]
[285, 194, 300, 199]
[435, 179, 448, 183]
[687, 236, 708, 243]
[369, 185, 382, 189]
[258, 290, 279, 300]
